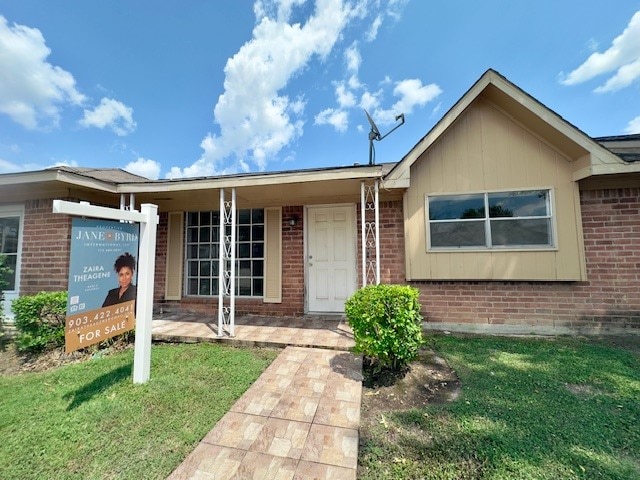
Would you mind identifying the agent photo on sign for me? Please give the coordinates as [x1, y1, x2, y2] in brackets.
[102, 252, 137, 307]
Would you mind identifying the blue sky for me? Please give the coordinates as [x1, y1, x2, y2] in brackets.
[0, 1, 639, 179]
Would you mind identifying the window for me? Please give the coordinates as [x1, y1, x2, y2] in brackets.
[185, 209, 264, 297]
[0, 216, 20, 290]
[427, 190, 553, 249]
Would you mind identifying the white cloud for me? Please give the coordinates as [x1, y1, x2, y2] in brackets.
[625, 116, 640, 134]
[169, 0, 355, 178]
[365, 15, 382, 41]
[0, 158, 21, 173]
[0, 157, 78, 174]
[80, 97, 136, 136]
[314, 108, 348, 132]
[0, 16, 85, 129]
[124, 157, 160, 179]
[595, 59, 640, 93]
[360, 90, 381, 111]
[335, 83, 356, 108]
[345, 42, 361, 72]
[373, 78, 442, 124]
[561, 10, 640, 92]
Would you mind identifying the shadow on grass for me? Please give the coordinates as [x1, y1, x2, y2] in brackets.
[63, 363, 132, 410]
[362, 335, 640, 479]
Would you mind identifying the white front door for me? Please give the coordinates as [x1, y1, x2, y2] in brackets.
[0, 206, 24, 321]
[307, 205, 357, 313]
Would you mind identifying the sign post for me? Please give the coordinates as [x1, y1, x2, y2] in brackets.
[53, 200, 158, 384]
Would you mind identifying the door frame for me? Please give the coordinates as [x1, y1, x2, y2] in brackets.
[0, 204, 25, 321]
[304, 203, 358, 313]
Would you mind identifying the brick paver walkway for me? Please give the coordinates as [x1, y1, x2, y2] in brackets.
[153, 315, 362, 479]
[167, 346, 363, 480]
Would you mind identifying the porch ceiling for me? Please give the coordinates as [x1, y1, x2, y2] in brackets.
[133, 177, 401, 211]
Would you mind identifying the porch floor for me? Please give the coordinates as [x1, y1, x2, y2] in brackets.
[152, 313, 355, 350]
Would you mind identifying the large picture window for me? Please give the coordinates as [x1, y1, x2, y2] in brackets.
[427, 190, 553, 249]
[185, 209, 264, 297]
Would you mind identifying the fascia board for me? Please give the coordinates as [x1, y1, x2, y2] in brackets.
[117, 167, 384, 193]
[0, 170, 118, 193]
[573, 162, 640, 181]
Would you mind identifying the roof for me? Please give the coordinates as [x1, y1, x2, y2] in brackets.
[44, 166, 150, 183]
[595, 134, 640, 163]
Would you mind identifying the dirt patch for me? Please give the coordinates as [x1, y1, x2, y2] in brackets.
[0, 338, 133, 375]
[565, 383, 603, 397]
[594, 334, 640, 357]
[360, 348, 460, 416]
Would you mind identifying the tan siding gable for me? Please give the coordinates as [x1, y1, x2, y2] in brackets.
[405, 99, 586, 281]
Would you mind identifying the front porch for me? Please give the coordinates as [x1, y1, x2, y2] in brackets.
[152, 313, 355, 350]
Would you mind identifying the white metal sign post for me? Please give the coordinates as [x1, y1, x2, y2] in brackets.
[53, 200, 159, 384]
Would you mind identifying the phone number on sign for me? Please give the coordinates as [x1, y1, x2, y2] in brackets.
[66, 303, 134, 329]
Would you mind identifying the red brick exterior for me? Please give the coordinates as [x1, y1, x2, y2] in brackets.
[15, 189, 640, 332]
[411, 188, 640, 332]
[153, 212, 168, 305]
[162, 202, 405, 317]
[20, 199, 72, 294]
[355, 200, 405, 286]
[158, 206, 306, 316]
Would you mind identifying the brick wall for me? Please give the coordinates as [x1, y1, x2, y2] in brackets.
[355, 200, 405, 286]
[160, 206, 305, 316]
[24, 190, 638, 331]
[20, 198, 72, 294]
[411, 187, 640, 332]
[153, 212, 168, 304]
[164, 202, 405, 317]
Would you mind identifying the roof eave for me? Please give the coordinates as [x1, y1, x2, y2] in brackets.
[117, 165, 385, 193]
[0, 169, 119, 193]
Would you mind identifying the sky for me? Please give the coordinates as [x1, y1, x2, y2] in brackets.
[0, 0, 639, 180]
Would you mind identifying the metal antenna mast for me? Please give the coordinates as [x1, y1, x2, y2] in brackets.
[365, 110, 405, 165]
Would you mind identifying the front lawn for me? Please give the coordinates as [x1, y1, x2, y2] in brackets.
[358, 334, 640, 480]
[0, 343, 277, 479]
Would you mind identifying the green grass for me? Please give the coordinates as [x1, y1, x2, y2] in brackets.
[0, 343, 278, 479]
[359, 335, 640, 480]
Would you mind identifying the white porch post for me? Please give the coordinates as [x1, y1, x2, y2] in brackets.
[374, 180, 380, 284]
[361, 182, 366, 288]
[361, 180, 380, 286]
[218, 189, 224, 335]
[218, 188, 236, 337]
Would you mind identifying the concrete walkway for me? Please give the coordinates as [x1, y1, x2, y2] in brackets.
[167, 346, 363, 479]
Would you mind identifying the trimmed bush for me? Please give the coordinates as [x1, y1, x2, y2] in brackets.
[13, 291, 67, 352]
[345, 284, 424, 370]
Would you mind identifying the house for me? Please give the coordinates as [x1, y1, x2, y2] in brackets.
[1, 69, 639, 334]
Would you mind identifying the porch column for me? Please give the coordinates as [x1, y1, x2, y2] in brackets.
[218, 188, 236, 337]
[360, 180, 380, 286]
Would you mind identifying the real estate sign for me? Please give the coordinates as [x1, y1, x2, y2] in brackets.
[65, 218, 140, 352]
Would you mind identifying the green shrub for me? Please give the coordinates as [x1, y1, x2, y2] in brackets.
[345, 284, 424, 370]
[13, 291, 67, 352]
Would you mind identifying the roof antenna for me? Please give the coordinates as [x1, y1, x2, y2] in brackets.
[365, 109, 405, 165]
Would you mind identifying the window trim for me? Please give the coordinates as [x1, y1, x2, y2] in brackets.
[0, 204, 24, 294]
[425, 188, 556, 251]
[184, 208, 265, 298]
